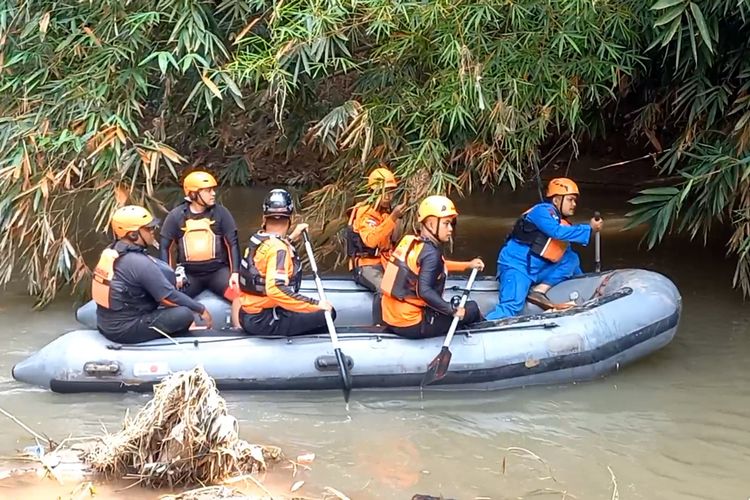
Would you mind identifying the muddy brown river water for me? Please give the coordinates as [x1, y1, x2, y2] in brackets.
[0, 187, 748, 499]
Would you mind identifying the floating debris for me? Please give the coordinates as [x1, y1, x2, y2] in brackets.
[84, 366, 281, 488]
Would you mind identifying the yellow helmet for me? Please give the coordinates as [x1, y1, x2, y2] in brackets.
[546, 177, 579, 198]
[183, 171, 218, 195]
[417, 195, 458, 222]
[367, 167, 398, 190]
[111, 205, 159, 238]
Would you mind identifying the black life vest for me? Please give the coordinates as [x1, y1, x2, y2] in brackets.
[509, 205, 570, 263]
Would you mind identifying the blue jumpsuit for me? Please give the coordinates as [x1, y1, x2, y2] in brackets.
[486, 203, 592, 320]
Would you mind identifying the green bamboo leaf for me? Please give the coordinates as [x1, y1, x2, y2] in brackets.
[651, 0, 686, 10]
[686, 14, 699, 63]
[624, 206, 662, 230]
[221, 73, 243, 98]
[181, 53, 194, 72]
[655, 5, 686, 26]
[638, 186, 681, 195]
[628, 194, 675, 205]
[689, 2, 714, 53]
[139, 51, 162, 66]
[157, 52, 169, 74]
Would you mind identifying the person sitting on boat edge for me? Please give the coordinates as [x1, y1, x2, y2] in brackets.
[231, 188, 335, 336]
[380, 195, 485, 338]
[159, 170, 241, 302]
[92, 205, 213, 344]
[345, 166, 407, 292]
[485, 177, 604, 320]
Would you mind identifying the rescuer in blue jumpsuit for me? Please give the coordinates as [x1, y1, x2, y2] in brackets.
[486, 178, 603, 320]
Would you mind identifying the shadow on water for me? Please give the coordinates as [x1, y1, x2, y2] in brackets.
[0, 186, 748, 499]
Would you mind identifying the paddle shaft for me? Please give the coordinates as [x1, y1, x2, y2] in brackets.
[594, 211, 601, 273]
[301, 231, 339, 348]
[301, 230, 352, 402]
[441, 267, 479, 349]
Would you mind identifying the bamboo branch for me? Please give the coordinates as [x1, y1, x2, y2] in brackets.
[591, 149, 670, 171]
[0, 406, 51, 446]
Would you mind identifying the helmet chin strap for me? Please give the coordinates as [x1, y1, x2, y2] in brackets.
[129, 229, 160, 250]
[125, 230, 146, 248]
[552, 195, 574, 219]
[552, 196, 562, 212]
[423, 217, 442, 243]
[190, 190, 214, 209]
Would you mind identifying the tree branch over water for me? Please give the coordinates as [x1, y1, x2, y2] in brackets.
[1, 0, 749, 304]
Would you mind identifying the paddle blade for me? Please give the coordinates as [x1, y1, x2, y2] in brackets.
[421, 346, 452, 387]
[335, 347, 353, 403]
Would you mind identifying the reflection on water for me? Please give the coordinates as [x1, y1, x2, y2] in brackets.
[1, 187, 749, 499]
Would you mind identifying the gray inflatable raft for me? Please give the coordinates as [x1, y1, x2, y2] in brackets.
[12, 269, 681, 394]
[73, 276, 503, 329]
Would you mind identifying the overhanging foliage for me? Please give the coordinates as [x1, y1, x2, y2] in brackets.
[1, 0, 749, 305]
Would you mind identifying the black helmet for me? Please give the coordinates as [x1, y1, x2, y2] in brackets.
[262, 188, 294, 218]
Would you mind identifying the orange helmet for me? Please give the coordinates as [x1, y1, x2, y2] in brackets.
[417, 195, 458, 222]
[546, 178, 579, 198]
[367, 167, 398, 190]
[111, 205, 159, 238]
[183, 171, 218, 195]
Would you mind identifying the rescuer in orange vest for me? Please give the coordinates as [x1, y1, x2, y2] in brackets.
[231, 189, 335, 336]
[159, 170, 241, 301]
[92, 205, 212, 344]
[380, 195, 485, 338]
[485, 178, 603, 320]
[345, 166, 406, 292]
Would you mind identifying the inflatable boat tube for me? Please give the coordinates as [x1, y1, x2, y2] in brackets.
[74, 276, 502, 329]
[12, 269, 681, 394]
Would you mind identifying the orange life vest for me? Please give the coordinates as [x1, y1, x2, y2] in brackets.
[380, 235, 450, 327]
[510, 207, 570, 263]
[180, 218, 222, 263]
[91, 248, 120, 309]
[238, 232, 302, 296]
[92, 243, 176, 311]
[381, 236, 423, 302]
[238, 235, 313, 314]
[345, 203, 396, 270]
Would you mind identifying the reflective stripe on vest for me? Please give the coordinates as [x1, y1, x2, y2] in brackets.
[345, 204, 379, 261]
[239, 232, 302, 296]
[239, 233, 270, 295]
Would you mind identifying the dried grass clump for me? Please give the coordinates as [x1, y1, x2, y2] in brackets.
[84, 366, 281, 487]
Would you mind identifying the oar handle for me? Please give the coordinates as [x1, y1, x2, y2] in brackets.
[301, 230, 339, 346]
[593, 211, 601, 273]
[441, 267, 479, 348]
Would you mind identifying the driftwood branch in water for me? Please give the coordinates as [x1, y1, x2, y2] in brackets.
[0, 406, 51, 446]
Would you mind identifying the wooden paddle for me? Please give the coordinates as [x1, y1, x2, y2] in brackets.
[421, 267, 479, 387]
[301, 230, 353, 403]
[594, 211, 602, 272]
